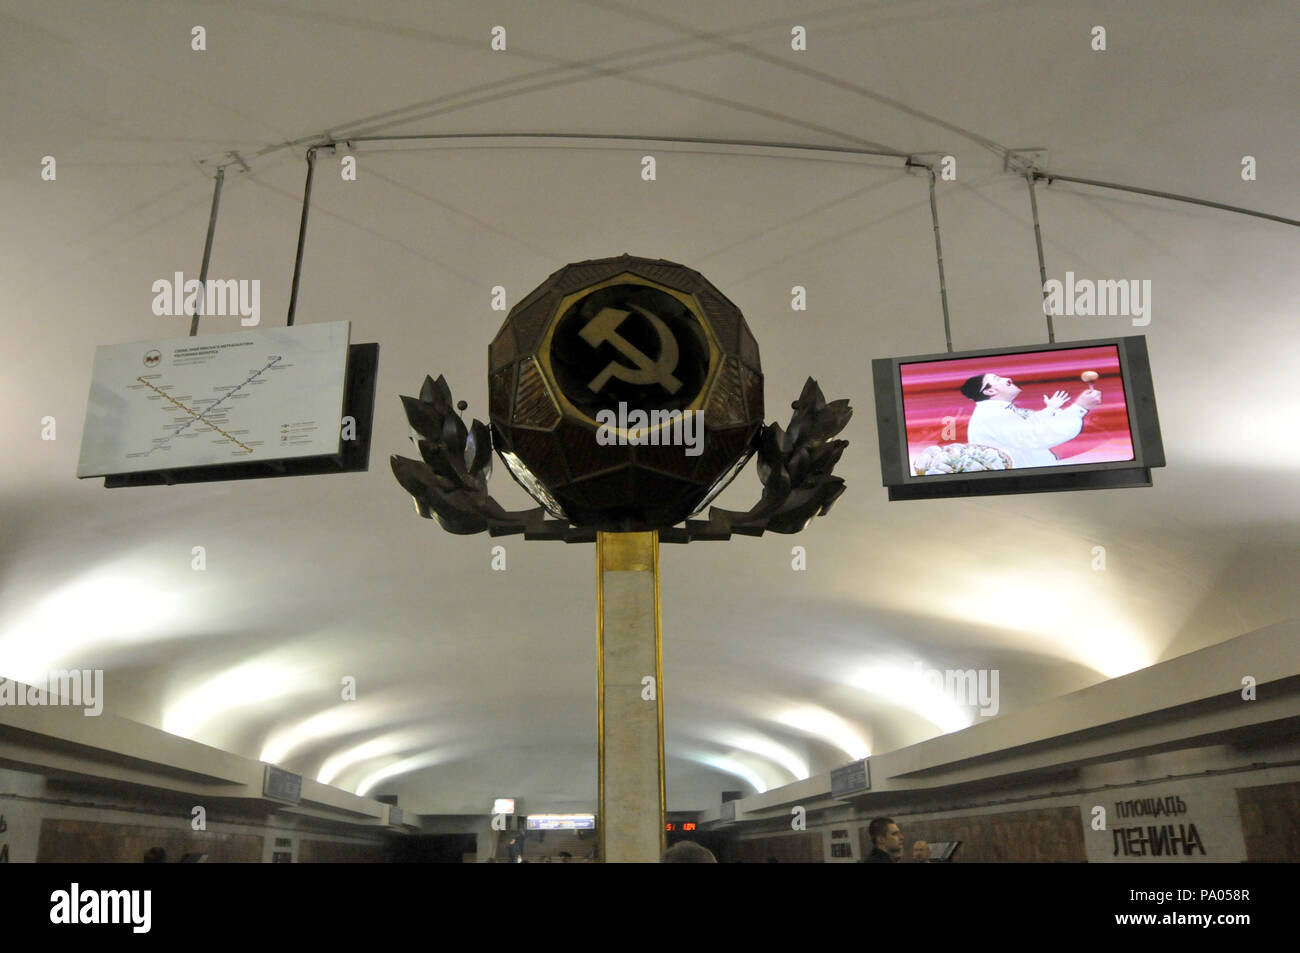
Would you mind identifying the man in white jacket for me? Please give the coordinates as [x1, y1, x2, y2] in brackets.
[960, 373, 1102, 468]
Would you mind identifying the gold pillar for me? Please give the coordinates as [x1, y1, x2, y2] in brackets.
[596, 531, 666, 863]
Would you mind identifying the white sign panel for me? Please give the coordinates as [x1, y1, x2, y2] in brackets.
[526, 814, 596, 830]
[78, 321, 350, 477]
[1081, 786, 1246, 863]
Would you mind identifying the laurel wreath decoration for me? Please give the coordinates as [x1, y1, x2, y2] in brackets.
[392, 374, 851, 543]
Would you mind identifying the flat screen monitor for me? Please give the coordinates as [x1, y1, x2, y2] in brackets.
[872, 336, 1164, 500]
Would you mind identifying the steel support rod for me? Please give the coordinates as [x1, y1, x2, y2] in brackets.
[338, 131, 911, 163]
[286, 147, 319, 327]
[1026, 172, 1055, 344]
[926, 168, 953, 353]
[235, 131, 1298, 228]
[189, 167, 225, 337]
[1036, 170, 1300, 229]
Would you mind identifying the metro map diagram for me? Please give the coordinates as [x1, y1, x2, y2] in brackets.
[132, 354, 283, 458]
[77, 322, 351, 478]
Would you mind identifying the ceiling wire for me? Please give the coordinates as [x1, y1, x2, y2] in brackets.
[576, 0, 1012, 162]
[277, 133, 926, 330]
[1037, 170, 1300, 230]
[335, 132, 909, 162]
[270, 133, 1294, 353]
[241, 1, 904, 164]
[193, 2, 1298, 342]
[189, 167, 225, 338]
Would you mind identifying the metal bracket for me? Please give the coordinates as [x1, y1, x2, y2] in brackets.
[904, 152, 945, 175]
[313, 137, 355, 156]
[1004, 148, 1048, 177]
[195, 150, 252, 178]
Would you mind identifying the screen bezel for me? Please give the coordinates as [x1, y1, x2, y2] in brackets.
[873, 335, 1164, 494]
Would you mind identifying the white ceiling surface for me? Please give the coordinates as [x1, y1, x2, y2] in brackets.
[1, 1, 1298, 812]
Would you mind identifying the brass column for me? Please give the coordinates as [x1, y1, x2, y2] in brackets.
[596, 531, 666, 863]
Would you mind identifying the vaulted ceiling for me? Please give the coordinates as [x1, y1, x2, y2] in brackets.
[2, 0, 1297, 812]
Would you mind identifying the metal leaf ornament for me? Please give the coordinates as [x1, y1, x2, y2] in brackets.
[664, 378, 851, 541]
[392, 374, 851, 543]
[391, 375, 575, 539]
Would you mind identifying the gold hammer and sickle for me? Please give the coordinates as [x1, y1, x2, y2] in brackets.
[580, 304, 682, 394]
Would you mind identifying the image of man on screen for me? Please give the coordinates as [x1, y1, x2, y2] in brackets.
[959, 373, 1102, 468]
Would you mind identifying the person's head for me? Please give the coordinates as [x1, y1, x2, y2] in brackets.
[661, 840, 717, 863]
[143, 847, 167, 863]
[960, 373, 1020, 403]
[911, 840, 931, 863]
[868, 817, 903, 860]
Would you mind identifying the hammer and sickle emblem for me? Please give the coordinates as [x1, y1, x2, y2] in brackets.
[579, 304, 682, 395]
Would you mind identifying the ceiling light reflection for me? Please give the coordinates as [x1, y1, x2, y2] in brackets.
[317, 734, 411, 786]
[691, 753, 769, 794]
[847, 664, 974, 733]
[711, 731, 809, 781]
[937, 577, 1153, 677]
[0, 565, 193, 683]
[774, 707, 870, 761]
[162, 659, 310, 739]
[260, 694, 422, 766]
[356, 749, 453, 797]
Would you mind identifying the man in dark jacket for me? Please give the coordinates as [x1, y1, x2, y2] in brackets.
[866, 817, 902, 863]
